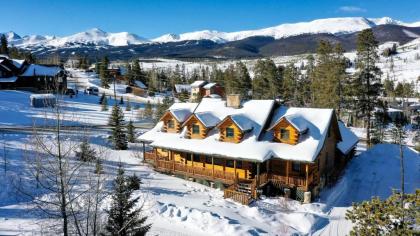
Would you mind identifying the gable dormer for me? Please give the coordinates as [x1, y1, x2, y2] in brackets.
[160, 109, 192, 133]
[217, 114, 253, 143]
[182, 112, 220, 139]
[160, 111, 182, 133]
[268, 115, 307, 145]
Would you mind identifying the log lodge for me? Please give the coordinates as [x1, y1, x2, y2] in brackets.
[139, 95, 358, 204]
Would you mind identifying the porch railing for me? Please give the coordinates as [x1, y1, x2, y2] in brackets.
[223, 185, 253, 205]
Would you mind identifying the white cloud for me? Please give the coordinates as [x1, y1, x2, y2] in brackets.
[338, 6, 367, 13]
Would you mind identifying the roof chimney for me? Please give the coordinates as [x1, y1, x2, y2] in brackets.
[226, 94, 241, 108]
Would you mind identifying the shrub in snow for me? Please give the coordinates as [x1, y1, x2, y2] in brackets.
[105, 164, 151, 235]
[126, 173, 142, 191]
[75, 139, 97, 162]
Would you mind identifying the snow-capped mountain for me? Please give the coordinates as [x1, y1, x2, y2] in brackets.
[2, 16, 419, 51]
[2, 28, 149, 47]
[152, 17, 417, 43]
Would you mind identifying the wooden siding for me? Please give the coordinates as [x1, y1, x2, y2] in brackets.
[272, 118, 299, 145]
[184, 115, 208, 139]
[218, 118, 243, 143]
[160, 112, 182, 133]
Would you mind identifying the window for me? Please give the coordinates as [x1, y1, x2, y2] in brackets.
[167, 120, 174, 129]
[226, 127, 234, 138]
[214, 158, 224, 166]
[192, 124, 200, 134]
[226, 160, 234, 168]
[236, 161, 243, 169]
[205, 156, 212, 164]
[193, 154, 200, 162]
[292, 162, 300, 172]
[280, 128, 290, 140]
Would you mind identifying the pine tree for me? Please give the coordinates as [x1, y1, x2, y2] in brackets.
[125, 62, 135, 86]
[144, 101, 153, 120]
[75, 138, 97, 162]
[282, 63, 299, 103]
[0, 35, 8, 55]
[119, 96, 124, 105]
[101, 96, 108, 111]
[127, 120, 136, 143]
[252, 60, 271, 99]
[154, 97, 173, 123]
[126, 98, 131, 111]
[311, 41, 346, 113]
[234, 61, 252, 99]
[349, 29, 382, 147]
[99, 92, 106, 104]
[99, 56, 111, 88]
[108, 105, 128, 150]
[131, 59, 145, 85]
[105, 164, 151, 235]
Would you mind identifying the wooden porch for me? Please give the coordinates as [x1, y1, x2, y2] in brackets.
[143, 149, 317, 204]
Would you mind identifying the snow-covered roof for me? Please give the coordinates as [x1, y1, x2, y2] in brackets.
[203, 82, 217, 89]
[29, 94, 55, 99]
[190, 80, 207, 88]
[140, 99, 353, 163]
[228, 114, 253, 131]
[166, 102, 198, 123]
[194, 112, 221, 128]
[20, 64, 61, 77]
[174, 84, 191, 93]
[268, 114, 308, 133]
[11, 59, 25, 69]
[134, 80, 147, 89]
[0, 76, 18, 82]
[337, 122, 359, 155]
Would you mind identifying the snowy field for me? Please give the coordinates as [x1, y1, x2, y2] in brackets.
[0, 90, 418, 235]
[0, 130, 418, 236]
[0, 90, 147, 127]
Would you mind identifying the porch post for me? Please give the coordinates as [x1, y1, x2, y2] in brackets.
[212, 156, 215, 179]
[172, 151, 175, 172]
[234, 159, 237, 179]
[256, 162, 260, 186]
[191, 153, 194, 175]
[305, 164, 309, 191]
[142, 142, 145, 163]
[266, 160, 270, 177]
[286, 160, 290, 184]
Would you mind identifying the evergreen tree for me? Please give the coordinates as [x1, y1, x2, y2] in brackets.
[346, 190, 419, 236]
[119, 96, 124, 105]
[124, 62, 134, 86]
[349, 29, 382, 147]
[105, 164, 151, 236]
[99, 56, 111, 88]
[282, 63, 299, 104]
[234, 61, 252, 99]
[154, 97, 173, 123]
[127, 120, 136, 143]
[126, 174, 142, 191]
[75, 138, 97, 162]
[108, 105, 128, 150]
[252, 60, 271, 99]
[0, 35, 8, 55]
[311, 41, 346, 114]
[126, 98, 131, 111]
[99, 92, 106, 104]
[131, 59, 145, 84]
[144, 101, 153, 120]
[101, 96, 108, 111]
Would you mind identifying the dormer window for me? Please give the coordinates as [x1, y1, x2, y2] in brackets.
[168, 120, 175, 129]
[192, 124, 200, 134]
[226, 127, 234, 138]
[280, 128, 289, 140]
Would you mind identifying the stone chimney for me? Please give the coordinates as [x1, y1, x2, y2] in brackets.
[226, 94, 241, 108]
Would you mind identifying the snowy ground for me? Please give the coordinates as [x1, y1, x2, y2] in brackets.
[0, 90, 147, 126]
[67, 68, 166, 104]
[0, 91, 418, 235]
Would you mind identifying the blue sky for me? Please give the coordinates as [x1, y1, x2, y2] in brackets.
[2, 0, 420, 38]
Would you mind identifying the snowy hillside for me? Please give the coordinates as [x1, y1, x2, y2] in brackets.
[3, 16, 420, 48]
[152, 17, 417, 43]
[3, 28, 149, 47]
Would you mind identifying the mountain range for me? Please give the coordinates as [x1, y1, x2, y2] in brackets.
[2, 17, 420, 60]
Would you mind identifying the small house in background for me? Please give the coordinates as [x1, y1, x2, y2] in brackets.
[203, 82, 224, 98]
[126, 80, 148, 97]
[174, 84, 191, 100]
[30, 94, 56, 108]
[190, 80, 225, 101]
[0, 55, 66, 92]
